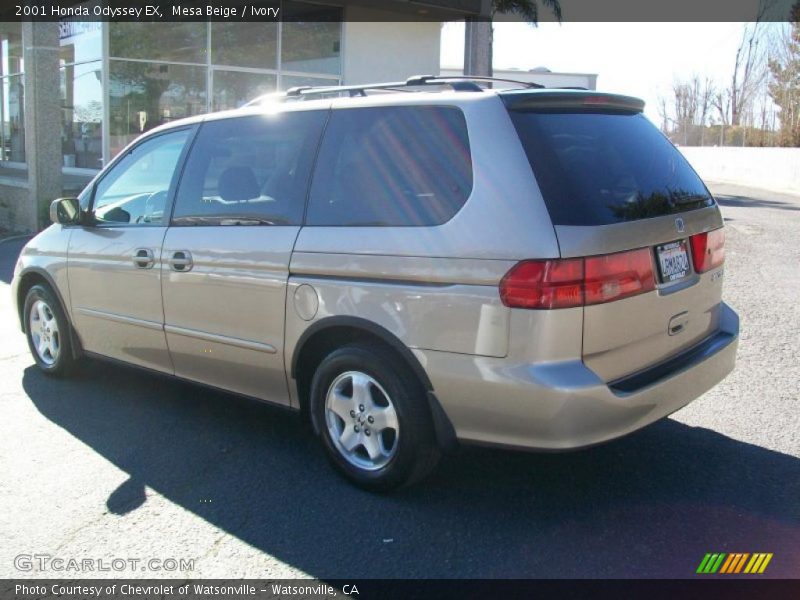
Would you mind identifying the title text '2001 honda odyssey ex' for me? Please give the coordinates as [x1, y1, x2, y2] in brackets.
[12, 76, 738, 490]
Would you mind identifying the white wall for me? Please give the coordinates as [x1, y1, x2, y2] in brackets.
[679, 147, 800, 195]
[342, 10, 441, 85]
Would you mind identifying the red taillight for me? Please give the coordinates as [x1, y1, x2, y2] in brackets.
[584, 247, 655, 305]
[690, 228, 725, 273]
[500, 248, 656, 310]
[499, 258, 584, 309]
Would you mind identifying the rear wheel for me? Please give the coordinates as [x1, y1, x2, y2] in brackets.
[310, 343, 440, 491]
[24, 284, 76, 376]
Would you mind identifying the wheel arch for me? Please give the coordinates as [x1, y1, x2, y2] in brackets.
[292, 316, 433, 391]
[290, 316, 457, 451]
[16, 267, 82, 358]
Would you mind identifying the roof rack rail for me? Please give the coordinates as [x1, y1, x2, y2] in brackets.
[243, 74, 544, 106]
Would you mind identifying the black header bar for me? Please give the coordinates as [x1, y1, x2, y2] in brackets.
[1, 0, 798, 22]
[5, 579, 800, 600]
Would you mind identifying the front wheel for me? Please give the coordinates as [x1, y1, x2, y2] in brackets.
[24, 284, 76, 376]
[310, 343, 440, 491]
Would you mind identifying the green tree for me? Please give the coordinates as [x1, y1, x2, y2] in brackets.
[464, 1, 562, 77]
[768, 3, 800, 146]
[493, 0, 562, 24]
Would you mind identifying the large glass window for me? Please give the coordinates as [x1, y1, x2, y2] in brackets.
[0, 22, 24, 164]
[508, 110, 714, 225]
[281, 74, 339, 91]
[59, 21, 102, 66]
[93, 129, 191, 225]
[211, 22, 278, 70]
[1, 75, 25, 163]
[61, 61, 103, 169]
[282, 3, 342, 75]
[109, 22, 207, 64]
[307, 107, 473, 227]
[0, 22, 23, 76]
[212, 70, 277, 111]
[173, 112, 327, 226]
[80, 12, 345, 165]
[109, 61, 206, 156]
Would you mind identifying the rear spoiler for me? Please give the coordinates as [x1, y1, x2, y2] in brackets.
[500, 90, 645, 113]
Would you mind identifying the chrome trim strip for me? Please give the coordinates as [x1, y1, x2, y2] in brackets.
[164, 324, 277, 354]
[75, 307, 163, 331]
[290, 253, 515, 286]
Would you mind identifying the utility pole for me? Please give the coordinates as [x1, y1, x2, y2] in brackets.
[463, 0, 493, 77]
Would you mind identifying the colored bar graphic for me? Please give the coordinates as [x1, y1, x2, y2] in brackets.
[752, 554, 766, 573]
[697, 554, 712, 574]
[719, 554, 736, 573]
[697, 552, 771, 574]
[758, 554, 773, 573]
[744, 554, 759, 573]
[697, 553, 727, 573]
[734, 553, 750, 573]
[710, 553, 726, 573]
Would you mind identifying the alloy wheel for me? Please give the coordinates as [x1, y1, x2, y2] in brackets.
[29, 299, 60, 366]
[324, 370, 400, 471]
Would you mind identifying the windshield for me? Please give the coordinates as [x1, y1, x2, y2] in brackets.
[508, 110, 714, 226]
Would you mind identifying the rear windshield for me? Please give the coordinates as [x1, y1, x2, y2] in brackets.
[508, 110, 714, 226]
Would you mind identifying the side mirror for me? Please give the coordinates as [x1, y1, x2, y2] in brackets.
[50, 197, 81, 225]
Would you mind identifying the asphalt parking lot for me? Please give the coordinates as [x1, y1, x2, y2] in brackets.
[0, 182, 798, 579]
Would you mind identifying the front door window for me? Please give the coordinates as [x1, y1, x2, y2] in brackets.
[92, 129, 191, 225]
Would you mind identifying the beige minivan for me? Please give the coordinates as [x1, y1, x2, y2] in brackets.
[12, 76, 738, 490]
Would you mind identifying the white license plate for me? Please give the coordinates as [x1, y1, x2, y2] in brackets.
[656, 240, 690, 282]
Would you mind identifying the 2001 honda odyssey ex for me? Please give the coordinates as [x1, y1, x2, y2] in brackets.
[12, 76, 738, 490]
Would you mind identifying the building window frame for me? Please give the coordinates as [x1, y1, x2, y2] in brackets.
[0, 73, 27, 169]
[95, 5, 344, 167]
[59, 22, 105, 177]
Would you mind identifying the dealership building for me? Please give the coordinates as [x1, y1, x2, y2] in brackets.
[0, 1, 490, 231]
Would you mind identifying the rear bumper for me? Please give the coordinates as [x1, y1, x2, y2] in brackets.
[420, 302, 739, 450]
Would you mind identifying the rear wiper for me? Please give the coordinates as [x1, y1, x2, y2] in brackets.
[672, 193, 711, 205]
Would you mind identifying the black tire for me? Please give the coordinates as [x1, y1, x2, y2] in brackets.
[23, 284, 77, 376]
[310, 342, 441, 491]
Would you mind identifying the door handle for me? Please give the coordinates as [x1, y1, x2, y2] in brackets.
[133, 248, 155, 269]
[169, 250, 193, 272]
[668, 311, 689, 336]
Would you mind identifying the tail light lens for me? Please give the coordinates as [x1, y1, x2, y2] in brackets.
[584, 248, 656, 304]
[500, 248, 656, 309]
[690, 228, 725, 273]
[499, 258, 584, 309]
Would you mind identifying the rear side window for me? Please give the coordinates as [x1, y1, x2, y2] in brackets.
[173, 111, 326, 225]
[509, 111, 714, 226]
[307, 106, 472, 227]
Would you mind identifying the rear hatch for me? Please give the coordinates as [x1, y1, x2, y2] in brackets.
[503, 90, 726, 382]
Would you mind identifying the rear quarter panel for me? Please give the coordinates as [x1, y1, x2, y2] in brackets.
[286, 94, 561, 404]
